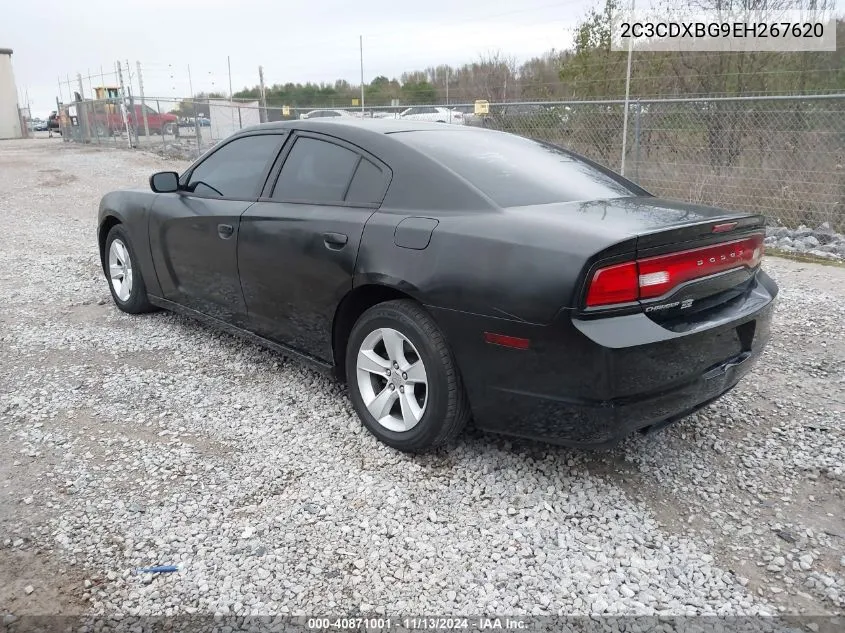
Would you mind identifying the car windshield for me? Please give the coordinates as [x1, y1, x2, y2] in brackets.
[395, 130, 639, 207]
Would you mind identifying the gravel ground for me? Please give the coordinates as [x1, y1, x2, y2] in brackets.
[0, 138, 843, 625]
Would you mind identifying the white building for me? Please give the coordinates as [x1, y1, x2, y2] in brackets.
[0, 48, 23, 139]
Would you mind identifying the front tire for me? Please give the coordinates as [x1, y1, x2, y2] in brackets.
[345, 300, 470, 452]
[104, 225, 155, 314]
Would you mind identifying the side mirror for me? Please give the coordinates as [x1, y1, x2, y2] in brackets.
[150, 171, 180, 193]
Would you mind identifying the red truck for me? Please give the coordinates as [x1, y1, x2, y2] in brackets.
[88, 103, 178, 136]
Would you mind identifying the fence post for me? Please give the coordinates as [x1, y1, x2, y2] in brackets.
[137, 61, 150, 139]
[158, 99, 166, 153]
[116, 61, 133, 148]
[76, 73, 91, 143]
[258, 65, 267, 123]
[633, 99, 641, 182]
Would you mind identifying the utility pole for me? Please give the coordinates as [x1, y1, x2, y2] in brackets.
[116, 61, 133, 148]
[188, 64, 201, 157]
[123, 59, 139, 146]
[359, 36, 365, 114]
[86, 70, 101, 144]
[258, 65, 267, 123]
[228, 55, 241, 129]
[137, 61, 150, 138]
[57, 76, 63, 103]
[620, 0, 635, 176]
[77, 73, 90, 141]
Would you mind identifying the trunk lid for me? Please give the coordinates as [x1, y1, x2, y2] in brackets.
[556, 196, 766, 321]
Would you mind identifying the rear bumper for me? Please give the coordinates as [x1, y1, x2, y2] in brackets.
[483, 345, 758, 448]
[430, 270, 778, 448]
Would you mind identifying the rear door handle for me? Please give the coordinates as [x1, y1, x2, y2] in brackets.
[217, 224, 234, 239]
[323, 232, 348, 249]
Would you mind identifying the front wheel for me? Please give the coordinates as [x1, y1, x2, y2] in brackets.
[345, 300, 470, 452]
[161, 122, 176, 135]
[104, 225, 155, 314]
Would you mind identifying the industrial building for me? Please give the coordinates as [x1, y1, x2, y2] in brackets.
[0, 48, 23, 139]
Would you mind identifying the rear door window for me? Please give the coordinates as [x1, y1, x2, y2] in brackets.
[344, 159, 386, 205]
[272, 137, 360, 204]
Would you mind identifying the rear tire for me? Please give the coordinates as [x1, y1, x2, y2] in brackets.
[345, 300, 470, 452]
[104, 225, 155, 314]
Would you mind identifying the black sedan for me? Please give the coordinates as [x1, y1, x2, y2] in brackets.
[97, 119, 778, 452]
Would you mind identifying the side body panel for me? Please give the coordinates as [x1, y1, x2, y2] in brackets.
[98, 190, 162, 297]
[148, 194, 254, 323]
[238, 202, 375, 362]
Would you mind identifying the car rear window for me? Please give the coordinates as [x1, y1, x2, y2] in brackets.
[394, 130, 638, 207]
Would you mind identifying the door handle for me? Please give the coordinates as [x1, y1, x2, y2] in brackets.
[323, 232, 348, 249]
[217, 224, 234, 239]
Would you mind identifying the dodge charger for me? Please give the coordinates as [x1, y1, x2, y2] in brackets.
[97, 119, 778, 452]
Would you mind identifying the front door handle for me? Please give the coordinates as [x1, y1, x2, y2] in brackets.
[323, 232, 348, 249]
[217, 224, 234, 239]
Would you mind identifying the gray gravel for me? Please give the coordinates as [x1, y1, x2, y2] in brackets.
[0, 139, 843, 622]
[765, 223, 845, 261]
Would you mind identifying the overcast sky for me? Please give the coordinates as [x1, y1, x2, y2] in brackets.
[1, 0, 596, 117]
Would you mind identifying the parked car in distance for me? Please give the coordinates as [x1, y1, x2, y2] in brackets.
[33, 119, 48, 131]
[97, 119, 777, 453]
[47, 111, 61, 134]
[179, 116, 211, 128]
[398, 106, 463, 124]
[90, 103, 178, 136]
[299, 109, 355, 120]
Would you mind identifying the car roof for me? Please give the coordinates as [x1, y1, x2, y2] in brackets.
[237, 118, 478, 135]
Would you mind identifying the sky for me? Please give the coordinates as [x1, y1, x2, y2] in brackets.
[1, 0, 596, 118]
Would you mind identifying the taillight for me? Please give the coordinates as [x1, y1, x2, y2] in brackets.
[586, 234, 764, 308]
[585, 261, 639, 307]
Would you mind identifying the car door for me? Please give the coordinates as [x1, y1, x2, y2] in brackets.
[238, 132, 391, 361]
[149, 132, 287, 324]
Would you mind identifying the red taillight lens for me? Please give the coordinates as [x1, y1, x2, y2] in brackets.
[586, 234, 764, 308]
[585, 261, 639, 307]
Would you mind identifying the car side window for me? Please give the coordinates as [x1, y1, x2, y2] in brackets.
[187, 135, 283, 199]
[272, 137, 359, 204]
[344, 159, 385, 205]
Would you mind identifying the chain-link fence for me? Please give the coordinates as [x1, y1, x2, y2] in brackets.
[55, 93, 844, 231]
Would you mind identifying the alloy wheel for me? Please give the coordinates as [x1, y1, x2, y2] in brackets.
[108, 239, 133, 302]
[355, 327, 428, 432]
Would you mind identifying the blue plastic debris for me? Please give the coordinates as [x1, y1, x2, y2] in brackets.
[135, 565, 179, 574]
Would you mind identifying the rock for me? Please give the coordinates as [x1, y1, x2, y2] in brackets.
[776, 530, 797, 544]
[812, 231, 835, 245]
[24, 585, 34, 595]
[802, 235, 820, 249]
